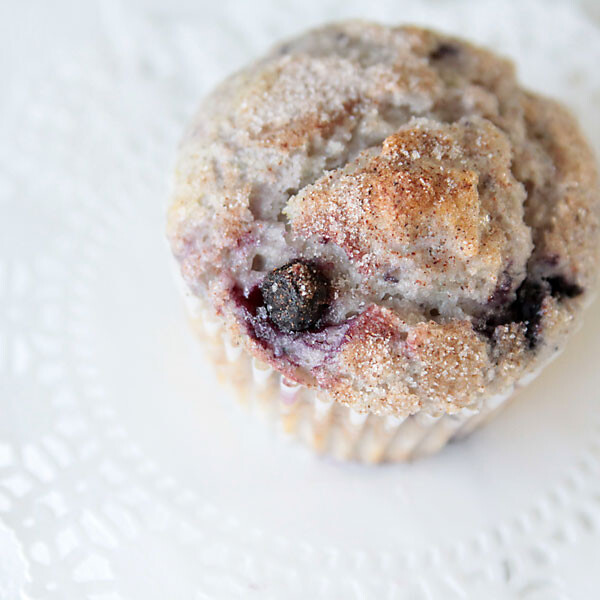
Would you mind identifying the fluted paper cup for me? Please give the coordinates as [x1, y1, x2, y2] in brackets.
[174, 266, 518, 462]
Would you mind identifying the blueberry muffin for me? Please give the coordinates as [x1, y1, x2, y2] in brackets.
[167, 22, 599, 461]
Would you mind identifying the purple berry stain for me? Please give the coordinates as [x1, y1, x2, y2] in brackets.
[477, 273, 583, 348]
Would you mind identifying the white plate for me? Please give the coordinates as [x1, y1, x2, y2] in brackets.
[2, 1, 600, 598]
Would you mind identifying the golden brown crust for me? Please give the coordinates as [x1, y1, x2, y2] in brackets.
[286, 121, 484, 270]
[319, 306, 419, 414]
[405, 320, 489, 412]
[319, 305, 488, 416]
[285, 117, 529, 296]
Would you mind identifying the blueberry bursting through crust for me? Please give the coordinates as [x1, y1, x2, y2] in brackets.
[477, 275, 583, 347]
[259, 260, 330, 333]
[258, 259, 585, 345]
[262, 260, 584, 344]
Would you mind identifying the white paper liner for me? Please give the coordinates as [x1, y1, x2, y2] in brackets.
[171, 257, 572, 462]
[185, 299, 522, 463]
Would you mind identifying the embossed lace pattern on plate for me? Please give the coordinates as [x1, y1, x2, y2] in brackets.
[2, 1, 600, 598]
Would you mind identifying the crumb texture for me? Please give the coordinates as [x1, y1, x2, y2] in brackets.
[168, 22, 599, 416]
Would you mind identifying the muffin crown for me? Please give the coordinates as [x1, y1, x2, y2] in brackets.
[168, 22, 599, 416]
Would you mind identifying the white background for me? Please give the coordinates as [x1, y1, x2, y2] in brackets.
[2, 1, 600, 598]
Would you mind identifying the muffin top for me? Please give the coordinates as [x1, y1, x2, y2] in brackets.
[167, 22, 599, 417]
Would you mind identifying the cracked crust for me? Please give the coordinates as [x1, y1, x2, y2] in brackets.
[167, 22, 600, 417]
[285, 117, 530, 296]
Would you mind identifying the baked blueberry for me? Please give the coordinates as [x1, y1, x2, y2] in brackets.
[512, 279, 548, 347]
[477, 279, 548, 346]
[547, 275, 583, 299]
[260, 261, 330, 333]
[429, 43, 459, 60]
